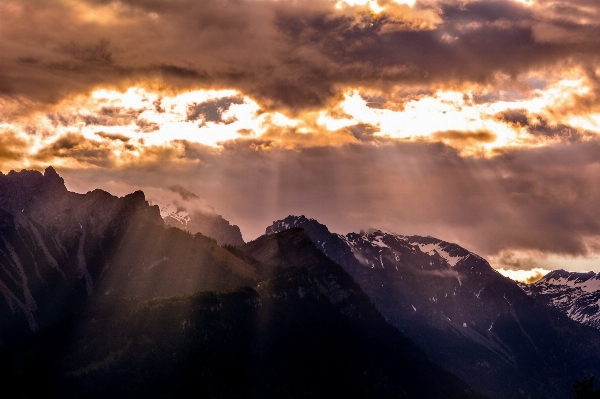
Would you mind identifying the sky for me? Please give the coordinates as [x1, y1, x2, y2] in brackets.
[2, 0, 600, 282]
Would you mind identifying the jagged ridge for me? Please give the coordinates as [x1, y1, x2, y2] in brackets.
[0, 167, 256, 343]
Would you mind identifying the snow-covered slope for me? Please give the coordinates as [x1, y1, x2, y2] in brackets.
[521, 270, 600, 330]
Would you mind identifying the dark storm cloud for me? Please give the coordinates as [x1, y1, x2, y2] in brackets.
[432, 130, 496, 143]
[0, 130, 29, 161]
[168, 184, 200, 201]
[2, 0, 600, 113]
[347, 123, 381, 142]
[35, 132, 118, 167]
[95, 131, 131, 141]
[495, 109, 591, 142]
[135, 119, 160, 133]
[186, 96, 245, 125]
[82, 106, 144, 126]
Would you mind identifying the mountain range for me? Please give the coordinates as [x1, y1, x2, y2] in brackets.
[1, 168, 600, 399]
[0, 167, 255, 344]
[266, 215, 600, 399]
[0, 167, 486, 399]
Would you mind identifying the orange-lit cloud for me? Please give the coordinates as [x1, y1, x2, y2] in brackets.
[496, 268, 550, 284]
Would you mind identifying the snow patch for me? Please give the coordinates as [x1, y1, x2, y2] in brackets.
[412, 242, 464, 267]
[159, 203, 191, 225]
[77, 229, 94, 295]
[371, 236, 389, 248]
[546, 275, 600, 293]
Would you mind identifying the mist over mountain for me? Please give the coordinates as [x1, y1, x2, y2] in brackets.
[151, 185, 245, 246]
[267, 215, 600, 399]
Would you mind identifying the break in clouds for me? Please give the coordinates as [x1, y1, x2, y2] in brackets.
[2, 0, 600, 274]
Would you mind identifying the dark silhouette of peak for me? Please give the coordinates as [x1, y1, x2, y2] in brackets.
[0, 167, 256, 344]
[266, 215, 328, 236]
[0, 199, 488, 399]
[542, 269, 597, 283]
[43, 165, 62, 182]
[242, 228, 326, 269]
[235, 228, 490, 399]
[0, 167, 67, 211]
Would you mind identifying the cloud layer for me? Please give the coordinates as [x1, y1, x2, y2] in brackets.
[2, 0, 600, 112]
[2, 0, 600, 273]
[54, 137, 600, 267]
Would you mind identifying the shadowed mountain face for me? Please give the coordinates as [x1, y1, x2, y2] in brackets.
[0, 167, 256, 343]
[0, 227, 489, 399]
[266, 216, 600, 399]
[521, 270, 600, 331]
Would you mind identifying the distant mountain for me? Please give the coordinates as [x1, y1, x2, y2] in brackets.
[0, 167, 256, 344]
[520, 270, 600, 330]
[0, 227, 489, 399]
[267, 215, 600, 399]
[153, 185, 244, 246]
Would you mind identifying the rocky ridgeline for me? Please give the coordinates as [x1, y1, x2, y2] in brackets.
[0, 167, 256, 343]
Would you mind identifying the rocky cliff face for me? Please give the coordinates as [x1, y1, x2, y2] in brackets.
[0, 167, 256, 344]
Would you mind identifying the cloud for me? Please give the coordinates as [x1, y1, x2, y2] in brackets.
[0, 129, 29, 161]
[419, 268, 463, 279]
[524, 272, 545, 284]
[95, 131, 131, 142]
[495, 267, 550, 284]
[35, 132, 117, 167]
[494, 108, 589, 142]
[44, 135, 599, 266]
[2, 0, 600, 114]
[186, 96, 245, 125]
[431, 130, 496, 143]
[3, 0, 600, 273]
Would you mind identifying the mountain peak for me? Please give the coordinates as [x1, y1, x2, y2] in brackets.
[522, 269, 600, 331]
[0, 167, 67, 212]
[266, 215, 328, 236]
[43, 165, 61, 180]
[539, 269, 599, 285]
